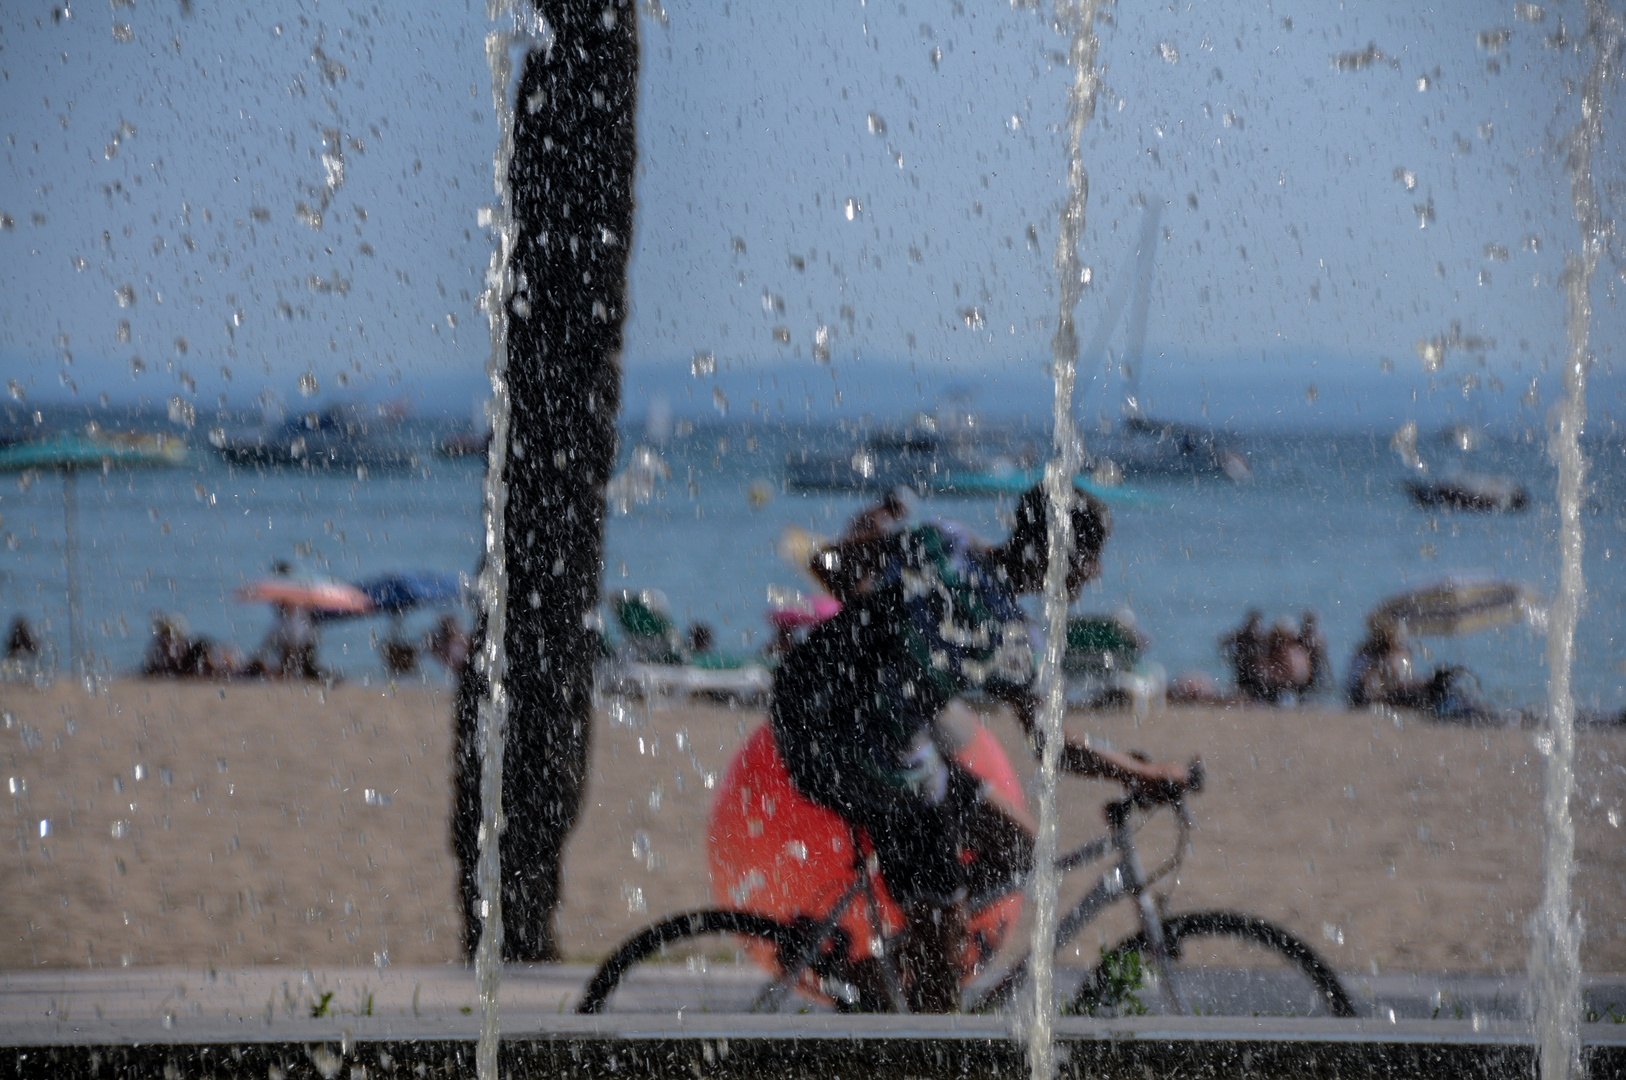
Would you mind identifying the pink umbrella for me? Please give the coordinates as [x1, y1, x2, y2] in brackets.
[766, 594, 842, 631]
[235, 577, 373, 615]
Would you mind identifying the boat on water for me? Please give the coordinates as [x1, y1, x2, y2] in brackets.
[1087, 415, 1251, 482]
[783, 419, 1044, 496]
[215, 403, 420, 471]
[1404, 473, 1529, 513]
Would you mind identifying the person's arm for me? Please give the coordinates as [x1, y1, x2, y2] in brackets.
[999, 686, 1192, 794]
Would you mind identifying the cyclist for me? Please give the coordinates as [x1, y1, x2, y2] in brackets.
[771, 482, 1191, 1011]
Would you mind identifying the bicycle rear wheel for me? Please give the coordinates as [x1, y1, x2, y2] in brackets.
[1070, 911, 1358, 1018]
[577, 909, 888, 1014]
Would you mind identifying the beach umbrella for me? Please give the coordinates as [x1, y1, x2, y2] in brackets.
[353, 571, 464, 614]
[0, 430, 188, 674]
[235, 576, 373, 615]
[1369, 575, 1544, 637]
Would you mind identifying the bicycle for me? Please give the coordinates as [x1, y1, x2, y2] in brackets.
[577, 725, 1356, 1019]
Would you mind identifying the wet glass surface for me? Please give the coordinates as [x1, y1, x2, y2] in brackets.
[2, 2, 1624, 1075]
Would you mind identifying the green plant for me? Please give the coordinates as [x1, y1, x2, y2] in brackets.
[1069, 947, 1149, 1017]
[309, 991, 335, 1019]
[1584, 1000, 1626, 1024]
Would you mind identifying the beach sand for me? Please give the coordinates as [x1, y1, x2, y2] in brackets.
[2, 680, 1622, 976]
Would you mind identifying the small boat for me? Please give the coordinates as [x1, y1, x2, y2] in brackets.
[437, 429, 489, 459]
[784, 422, 1030, 495]
[1087, 415, 1251, 483]
[1404, 474, 1528, 513]
[217, 404, 419, 471]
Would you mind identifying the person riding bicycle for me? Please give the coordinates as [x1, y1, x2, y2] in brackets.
[771, 482, 1192, 1011]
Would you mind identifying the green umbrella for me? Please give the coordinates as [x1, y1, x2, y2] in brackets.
[0, 430, 188, 674]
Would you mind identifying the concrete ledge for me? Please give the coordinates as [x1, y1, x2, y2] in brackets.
[6, 967, 1626, 1077]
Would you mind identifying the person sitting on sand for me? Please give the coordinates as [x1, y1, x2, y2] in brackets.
[1220, 609, 1269, 700]
[424, 614, 470, 675]
[256, 601, 324, 680]
[774, 483, 1193, 1011]
[1300, 610, 1332, 695]
[6, 616, 39, 660]
[1261, 617, 1313, 704]
[142, 614, 244, 679]
[1346, 620, 1495, 722]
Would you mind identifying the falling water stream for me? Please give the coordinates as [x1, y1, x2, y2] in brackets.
[1029, 2, 1105, 1078]
[474, 2, 549, 1077]
[1534, 4, 1619, 1078]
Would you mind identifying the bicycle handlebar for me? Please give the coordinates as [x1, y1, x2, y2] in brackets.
[1119, 755, 1204, 810]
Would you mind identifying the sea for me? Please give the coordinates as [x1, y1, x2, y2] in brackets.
[1, 406, 1622, 714]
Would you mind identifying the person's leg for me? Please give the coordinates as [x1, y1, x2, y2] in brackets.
[898, 900, 965, 1012]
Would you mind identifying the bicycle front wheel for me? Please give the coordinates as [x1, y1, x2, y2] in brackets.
[1070, 911, 1358, 1018]
[577, 908, 888, 1014]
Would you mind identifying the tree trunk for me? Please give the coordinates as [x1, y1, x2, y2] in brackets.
[453, 0, 638, 964]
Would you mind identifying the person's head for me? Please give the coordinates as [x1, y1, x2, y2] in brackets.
[994, 483, 1111, 595]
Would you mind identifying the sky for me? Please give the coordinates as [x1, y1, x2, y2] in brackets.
[1, 0, 1622, 431]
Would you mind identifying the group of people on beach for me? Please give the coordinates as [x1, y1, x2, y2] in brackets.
[3, 595, 469, 685]
[1219, 609, 1332, 703]
[137, 605, 469, 682]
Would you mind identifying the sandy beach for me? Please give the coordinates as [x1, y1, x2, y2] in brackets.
[2, 680, 1622, 977]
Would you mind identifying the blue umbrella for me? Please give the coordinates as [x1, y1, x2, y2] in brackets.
[354, 571, 465, 614]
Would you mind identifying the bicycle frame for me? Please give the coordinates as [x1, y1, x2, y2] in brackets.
[968, 794, 1193, 1013]
[770, 795, 1197, 1015]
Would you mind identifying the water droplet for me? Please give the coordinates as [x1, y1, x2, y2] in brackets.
[771, 326, 790, 344]
[364, 788, 391, 807]
[1477, 28, 1512, 54]
[1393, 167, 1417, 191]
[166, 397, 195, 428]
[844, 198, 860, 221]
[928, 46, 942, 68]
[812, 325, 831, 363]
[712, 387, 729, 415]
[114, 284, 136, 308]
[1516, 3, 1546, 23]
[111, 23, 133, 43]
[5, 380, 22, 401]
[691, 351, 716, 377]
[958, 307, 985, 330]
[39, 820, 49, 837]
[866, 112, 887, 136]
[297, 372, 319, 397]
[110, 820, 129, 839]
[1157, 42, 1179, 64]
